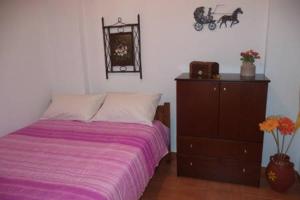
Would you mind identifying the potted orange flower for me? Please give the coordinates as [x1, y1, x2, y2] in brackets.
[259, 115, 300, 192]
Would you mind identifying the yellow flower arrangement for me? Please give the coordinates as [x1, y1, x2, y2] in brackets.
[259, 117, 279, 132]
[259, 115, 298, 156]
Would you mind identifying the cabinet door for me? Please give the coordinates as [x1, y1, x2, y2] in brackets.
[177, 81, 219, 137]
[219, 82, 268, 142]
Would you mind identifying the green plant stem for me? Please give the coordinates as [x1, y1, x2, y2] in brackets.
[276, 129, 279, 144]
[276, 129, 280, 153]
[281, 135, 286, 158]
[271, 131, 280, 154]
[276, 129, 280, 154]
[284, 133, 296, 155]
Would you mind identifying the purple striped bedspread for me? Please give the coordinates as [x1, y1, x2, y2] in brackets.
[0, 120, 169, 200]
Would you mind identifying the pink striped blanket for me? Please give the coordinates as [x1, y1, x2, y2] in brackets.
[0, 120, 169, 200]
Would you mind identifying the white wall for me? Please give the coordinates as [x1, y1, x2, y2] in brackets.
[82, 0, 269, 152]
[0, 0, 51, 136]
[0, 0, 88, 136]
[263, 0, 300, 172]
[1, 0, 299, 172]
[41, 0, 88, 94]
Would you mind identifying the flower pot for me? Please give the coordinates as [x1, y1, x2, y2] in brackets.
[265, 154, 295, 192]
[240, 62, 256, 77]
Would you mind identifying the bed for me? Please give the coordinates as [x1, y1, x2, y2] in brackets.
[0, 103, 170, 200]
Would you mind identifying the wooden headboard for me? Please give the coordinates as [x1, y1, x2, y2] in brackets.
[154, 102, 170, 128]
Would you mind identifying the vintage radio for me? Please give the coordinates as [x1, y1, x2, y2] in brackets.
[189, 61, 219, 78]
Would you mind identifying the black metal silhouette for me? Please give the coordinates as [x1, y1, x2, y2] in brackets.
[218, 8, 243, 28]
[193, 6, 217, 31]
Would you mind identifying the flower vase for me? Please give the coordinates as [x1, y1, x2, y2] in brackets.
[265, 154, 295, 193]
[240, 62, 256, 77]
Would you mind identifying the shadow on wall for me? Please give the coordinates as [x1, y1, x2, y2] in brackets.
[294, 90, 300, 173]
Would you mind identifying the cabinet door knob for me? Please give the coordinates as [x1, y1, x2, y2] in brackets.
[190, 162, 193, 166]
[190, 144, 193, 148]
[244, 149, 248, 154]
[242, 168, 246, 173]
[223, 87, 227, 91]
[213, 87, 217, 91]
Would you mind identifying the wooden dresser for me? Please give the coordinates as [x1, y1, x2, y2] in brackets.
[176, 73, 270, 186]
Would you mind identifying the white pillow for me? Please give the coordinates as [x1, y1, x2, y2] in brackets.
[41, 94, 106, 121]
[92, 92, 161, 126]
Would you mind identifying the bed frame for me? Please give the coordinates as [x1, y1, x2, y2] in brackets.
[155, 102, 171, 159]
[154, 102, 170, 128]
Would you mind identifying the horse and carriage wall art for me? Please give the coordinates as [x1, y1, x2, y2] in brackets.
[193, 5, 243, 31]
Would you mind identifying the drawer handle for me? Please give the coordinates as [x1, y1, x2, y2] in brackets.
[223, 87, 227, 91]
[213, 87, 217, 91]
[244, 149, 248, 154]
[190, 144, 193, 148]
[242, 168, 246, 173]
[190, 162, 193, 166]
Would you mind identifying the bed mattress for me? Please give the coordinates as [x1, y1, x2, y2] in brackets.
[0, 120, 169, 200]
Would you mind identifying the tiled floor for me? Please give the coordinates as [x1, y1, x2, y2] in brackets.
[141, 154, 300, 200]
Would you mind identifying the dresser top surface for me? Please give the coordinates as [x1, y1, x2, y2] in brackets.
[175, 73, 270, 82]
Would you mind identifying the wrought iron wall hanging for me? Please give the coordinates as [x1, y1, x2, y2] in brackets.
[193, 5, 243, 31]
[102, 15, 142, 79]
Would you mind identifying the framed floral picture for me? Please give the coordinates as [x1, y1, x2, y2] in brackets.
[109, 32, 134, 67]
[102, 15, 142, 79]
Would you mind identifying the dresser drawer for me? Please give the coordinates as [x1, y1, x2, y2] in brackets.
[177, 154, 261, 186]
[177, 137, 262, 162]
